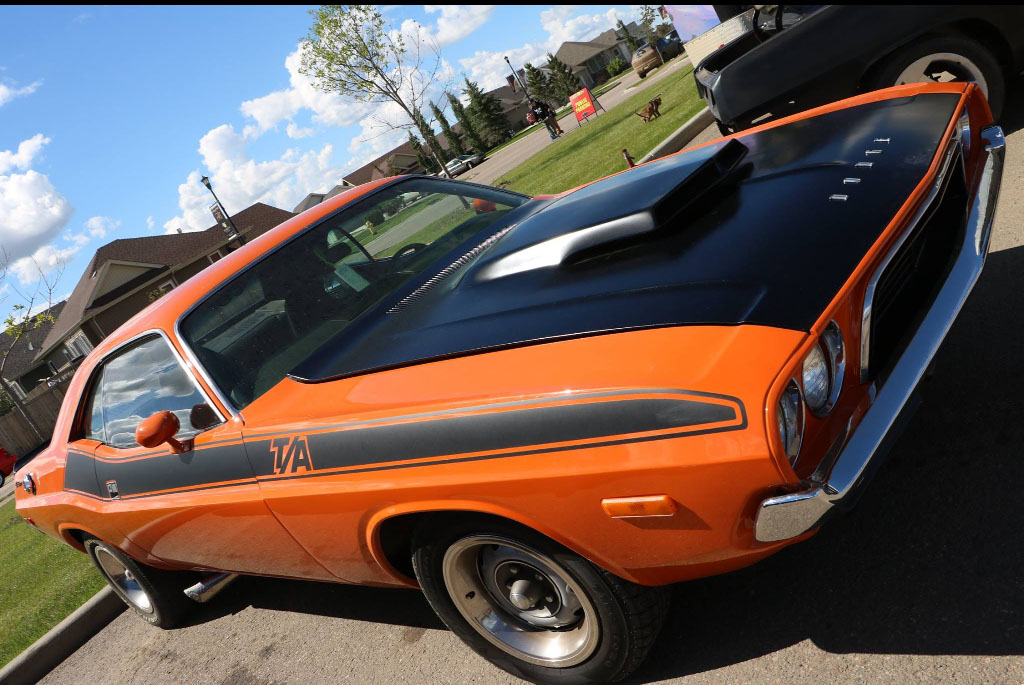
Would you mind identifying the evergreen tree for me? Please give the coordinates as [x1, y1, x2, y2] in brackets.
[524, 62, 556, 106]
[408, 131, 439, 173]
[617, 19, 639, 52]
[413, 108, 450, 166]
[464, 76, 509, 146]
[430, 101, 466, 157]
[447, 92, 488, 153]
[545, 53, 582, 104]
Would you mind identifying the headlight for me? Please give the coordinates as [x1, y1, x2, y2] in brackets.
[777, 380, 804, 466]
[802, 321, 845, 417]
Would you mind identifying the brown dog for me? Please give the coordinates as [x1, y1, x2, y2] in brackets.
[635, 95, 662, 123]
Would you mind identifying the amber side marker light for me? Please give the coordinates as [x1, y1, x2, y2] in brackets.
[601, 495, 678, 518]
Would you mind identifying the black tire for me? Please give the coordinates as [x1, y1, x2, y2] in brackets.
[638, 71, 647, 79]
[864, 34, 1005, 119]
[412, 517, 670, 684]
[84, 538, 198, 628]
[0, 472, 5, 488]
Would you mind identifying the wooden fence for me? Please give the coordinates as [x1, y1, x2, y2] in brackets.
[0, 373, 75, 456]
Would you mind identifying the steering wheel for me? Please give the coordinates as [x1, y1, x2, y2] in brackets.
[390, 243, 428, 271]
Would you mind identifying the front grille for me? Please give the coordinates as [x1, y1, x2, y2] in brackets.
[867, 150, 968, 382]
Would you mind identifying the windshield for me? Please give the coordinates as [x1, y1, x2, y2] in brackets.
[180, 178, 528, 409]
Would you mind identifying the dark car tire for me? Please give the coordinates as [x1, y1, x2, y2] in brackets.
[84, 538, 198, 628]
[411, 517, 671, 684]
[638, 71, 647, 79]
[0, 472, 5, 487]
[865, 34, 1005, 119]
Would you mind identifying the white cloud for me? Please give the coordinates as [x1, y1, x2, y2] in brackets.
[0, 80, 41, 109]
[417, 5, 496, 47]
[459, 6, 634, 90]
[0, 133, 49, 173]
[85, 215, 119, 239]
[10, 243, 80, 285]
[286, 122, 314, 139]
[0, 168, 73, 265]
[164, 124, 346, 233]
[146, 215, 154, 230]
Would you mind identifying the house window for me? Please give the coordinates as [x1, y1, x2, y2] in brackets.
[65, 331, 93, 359]
[208, 250, 225, 265]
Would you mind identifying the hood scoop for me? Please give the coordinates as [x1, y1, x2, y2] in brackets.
[475, 139, 748, 281]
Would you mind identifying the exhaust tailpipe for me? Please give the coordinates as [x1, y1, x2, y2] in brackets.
[184, 572, 238, 603]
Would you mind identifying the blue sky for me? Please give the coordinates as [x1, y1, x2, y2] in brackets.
[0, 5, 718, 311]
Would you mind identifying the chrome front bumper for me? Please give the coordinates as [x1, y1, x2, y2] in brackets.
[754, 125, 1005, 543]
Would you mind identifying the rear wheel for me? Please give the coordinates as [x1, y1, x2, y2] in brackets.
[84, 538, 198, 628]
[412, 517, 670, 684]
[865, 34, 1005, 118]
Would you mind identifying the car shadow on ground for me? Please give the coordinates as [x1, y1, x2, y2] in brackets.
[176, 245, 1023, 678]
[998, 74, 1024, 136]
[633, 243, 1024, 682]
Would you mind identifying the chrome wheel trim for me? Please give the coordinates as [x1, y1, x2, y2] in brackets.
[895, 52, 988, 98]
[442, 535, 600, 667]
[94, 548, 154, 614]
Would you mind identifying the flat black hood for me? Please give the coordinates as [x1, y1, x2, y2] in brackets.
[293, 92, 961, 382]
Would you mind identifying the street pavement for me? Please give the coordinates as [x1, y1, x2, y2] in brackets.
[461, 57, 692, 188]
[40, 90, 1024, 684]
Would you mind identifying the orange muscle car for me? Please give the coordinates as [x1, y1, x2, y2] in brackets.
[15, 83, 1004, 684]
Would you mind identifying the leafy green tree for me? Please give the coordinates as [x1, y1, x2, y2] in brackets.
[300, 5, 452, 176]
[524, 62, 556, 106]
[430, 102, 466, 157]
[413, 109, 450, 163]
[639, 6, 658, 46]
[0, 388, 13, 417]
[617, 19, 639, 52]
[606, 56, 627, 77]
[544, 53, 582, 104]
[409, 131, 440, 173]
[447, 92, 487, 154]
[464, 77, 509, 146]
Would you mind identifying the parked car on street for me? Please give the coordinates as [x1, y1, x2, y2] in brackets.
[0, 446, 16, 487]
[694, 5, 1024, 133]
[15, 83, 1003, 684]
[444, 153, 486, 176]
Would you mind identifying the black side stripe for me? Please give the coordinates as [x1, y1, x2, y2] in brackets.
[63, 394, 746, 500]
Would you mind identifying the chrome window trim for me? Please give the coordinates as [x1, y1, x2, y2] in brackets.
[76, 328, 227, 447]
[859, 130, 964, 383]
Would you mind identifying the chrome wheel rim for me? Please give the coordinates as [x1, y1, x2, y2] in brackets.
[442, 535, 600, 667]
[94, 548, 154, 614]
[895, 52, 988, 98]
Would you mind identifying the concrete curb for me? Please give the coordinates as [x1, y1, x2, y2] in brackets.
[0, 586, 125, 684]
[638, 106, 715, 164]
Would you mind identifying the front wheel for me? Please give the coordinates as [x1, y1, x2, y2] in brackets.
[84, 538, 198, 628]
[412, 518, 670, 684]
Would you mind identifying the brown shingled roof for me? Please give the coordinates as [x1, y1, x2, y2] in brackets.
[38, 202, 293, 358]
[0, 301, 67, 382]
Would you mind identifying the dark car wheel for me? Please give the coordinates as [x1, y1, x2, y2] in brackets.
[865, 34, 1005, 119]
[412, 517, 670, 684]
[0, 472, 5, 488]
[84, 538, 198, 628]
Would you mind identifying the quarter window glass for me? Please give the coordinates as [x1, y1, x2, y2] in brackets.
[181, 178, 528, 409]
[82, 335, 217, 449]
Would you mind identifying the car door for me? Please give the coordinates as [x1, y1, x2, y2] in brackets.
[78, 331, 332, 580]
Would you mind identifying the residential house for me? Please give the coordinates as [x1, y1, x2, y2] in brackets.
[0, 301, 68, 400]
[551, 21, 644, 90]
[293, 181, 356, 214]
[33, 202, 294, 370]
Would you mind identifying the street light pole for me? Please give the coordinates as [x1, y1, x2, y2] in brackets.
[504, 55, 531, 101]
[200, 175, 245, 245]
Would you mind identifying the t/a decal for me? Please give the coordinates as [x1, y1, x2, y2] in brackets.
[270, 435, 314, 475]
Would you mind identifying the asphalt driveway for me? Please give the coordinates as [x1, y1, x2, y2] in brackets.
[40, 84, 1024, 684]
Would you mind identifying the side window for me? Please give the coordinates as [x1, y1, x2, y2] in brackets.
[80, 335, 220, 449]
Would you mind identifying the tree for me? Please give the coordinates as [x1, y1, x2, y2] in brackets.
[446, 92, 487, 154]
[300, 5, 452, 177]
[639, 6, 659, 47]
[413, 109, 449, 163]
[464, 77, 509, 146]
[524, 62, 556, 106]
[606, 56, 627, 77]
[409, 131, 440, 173]
[617, 19, 639, 52]
[430, 101, 466, 157]
[0, 249, 66, 439]
[544, 53, 582, 104]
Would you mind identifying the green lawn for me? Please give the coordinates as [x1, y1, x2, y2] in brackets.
[494, 67, 702, 196]
[0, 500, 105, 667]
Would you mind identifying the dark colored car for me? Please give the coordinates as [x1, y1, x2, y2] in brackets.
[695, 5, 1024, 133]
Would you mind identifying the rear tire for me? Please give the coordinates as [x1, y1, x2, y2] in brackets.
[84, 538, 198, 628]
[412, 517, 670, 684]
[865, 34, 1005, 119]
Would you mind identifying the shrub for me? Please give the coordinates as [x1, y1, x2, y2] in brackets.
[606, 56, 627, 77]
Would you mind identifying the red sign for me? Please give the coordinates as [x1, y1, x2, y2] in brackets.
[570, 88, 598, 122]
